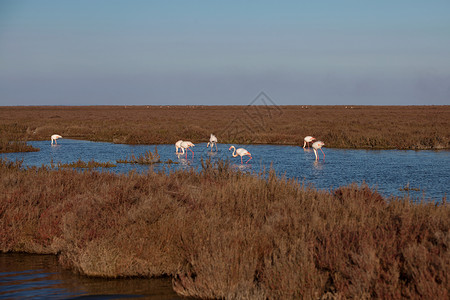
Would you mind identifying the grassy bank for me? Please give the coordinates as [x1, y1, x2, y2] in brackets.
[0, 123, 40, 153]
[1, 105, 449, 151]
[1, 158, 448, 299]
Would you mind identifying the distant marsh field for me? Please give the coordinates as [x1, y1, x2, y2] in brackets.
[1, 105, 449, 151]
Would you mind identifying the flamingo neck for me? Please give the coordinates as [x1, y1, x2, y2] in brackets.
[230, 146, 237, 157]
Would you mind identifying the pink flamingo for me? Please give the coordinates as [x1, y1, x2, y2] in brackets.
[180, 141, 195, 158]
[175, 140, 184, 154]
[207, 134, 218, 152]
[312, 141, 325, 161]
[229, 145, 252, 164]
[303, 136, 316, 148]
[51, 134, 62, 145]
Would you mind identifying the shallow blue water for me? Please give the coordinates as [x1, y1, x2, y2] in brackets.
[1, 139, 449, 202]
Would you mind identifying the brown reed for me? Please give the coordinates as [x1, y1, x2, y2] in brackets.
[116, 147, 161, 164]
[1, 105, 449, 151]
[0, 123, 39, 153]
[56, 159, 117, 168]
[1, 158, 448, 299]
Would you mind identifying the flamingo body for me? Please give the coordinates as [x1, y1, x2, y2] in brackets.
[51, 134, 62, 145]
[207, 134, 218, 152]
[180, 141, 195, 158]
[229, 145, 252, 164]
[303, 136, 316, 148]
[175, 140, 184, 154]
[312, 141, 325, 161]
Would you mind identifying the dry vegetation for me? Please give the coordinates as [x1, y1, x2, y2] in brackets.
[1, 158, 448, 299]
[0, 123, 40, 153]
[0, 105, 449, 152]
[55, 159, 117, 169]
[116, 147, 161, 164]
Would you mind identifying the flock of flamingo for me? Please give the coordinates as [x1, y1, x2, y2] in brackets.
[50, 133, 325, 164]
[172, 133, 325, 163]
[303, 136, 325, 161]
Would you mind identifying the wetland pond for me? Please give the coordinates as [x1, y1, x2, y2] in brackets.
[2, 139, 449, 202]
[1, 139, 448, 299]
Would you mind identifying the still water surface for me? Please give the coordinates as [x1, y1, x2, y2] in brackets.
[1, 139, 449, 298]
[2, 139, 448, 201]
[0, 253, 181, 299]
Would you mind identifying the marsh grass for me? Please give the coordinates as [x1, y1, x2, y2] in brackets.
[399, 182, 421, 192]
[1, 158, 448, 299]
[1, 105, 449, 150]
[56, 159, 117, 169]
[116, 147, 160, 164]
[0, 124, 40, 153]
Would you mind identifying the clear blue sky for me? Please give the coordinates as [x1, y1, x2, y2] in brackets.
[1, 0, 449, 105]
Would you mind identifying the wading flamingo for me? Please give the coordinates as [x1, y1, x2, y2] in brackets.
[180, 141, 195, 158]
[207, 134, 218, 152]
[51, 134, 62, 145]
[303, 136, 316, 148]
[229, 145, 252, 164]
[175, 140, 184, 154]
[312, 141, 325, 161]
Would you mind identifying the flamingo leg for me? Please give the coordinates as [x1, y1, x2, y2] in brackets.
[245, 156, 252, 163]
[215, 143, 218, 151]
[189, 147, 194, 158]
[303, 141, 306, 148]
[314, 149, 318, 160]
[241, 156, 243, 164]
[320, 148, 325, 160]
